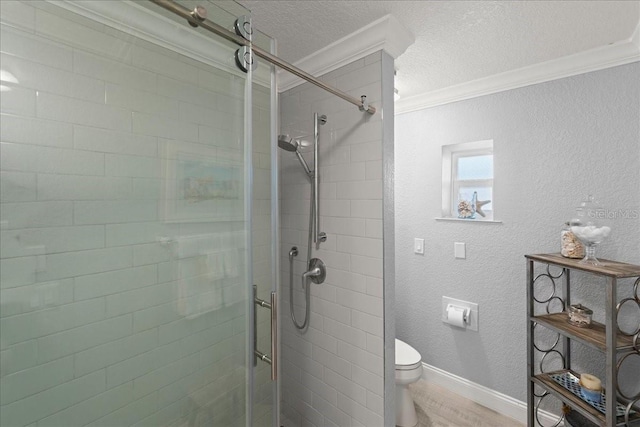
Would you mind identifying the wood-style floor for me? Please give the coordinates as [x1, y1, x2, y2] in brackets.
[282, 379, 525, 426]
[409, 380, 524, 427]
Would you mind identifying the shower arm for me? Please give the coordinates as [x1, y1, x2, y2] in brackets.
[147, 0, 376, 115]
[296, 151, 313, 179]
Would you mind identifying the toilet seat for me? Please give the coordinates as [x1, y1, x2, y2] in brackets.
[395, 338, 422, 427]
[395, 339, 421, 370]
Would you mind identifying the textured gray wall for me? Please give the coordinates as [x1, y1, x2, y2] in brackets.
[395, 63, 640, 402]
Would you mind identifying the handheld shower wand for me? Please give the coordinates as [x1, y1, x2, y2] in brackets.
[277, 135, 312, 179]
[279, 113, 327, 330]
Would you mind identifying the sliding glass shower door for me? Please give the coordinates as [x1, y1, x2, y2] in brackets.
[0, 1, 276, 426]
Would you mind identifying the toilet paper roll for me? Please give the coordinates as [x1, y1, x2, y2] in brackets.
[446, 305, 466, 328]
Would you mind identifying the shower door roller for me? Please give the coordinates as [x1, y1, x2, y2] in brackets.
[235, 46, 257, 73]
[253, 285, 277, 381]
[234, 15, 253, 41]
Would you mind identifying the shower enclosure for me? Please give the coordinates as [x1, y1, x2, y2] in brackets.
[0, 1, 277, 425]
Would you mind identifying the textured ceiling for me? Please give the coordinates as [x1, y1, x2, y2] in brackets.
[237, 0, 640, 98]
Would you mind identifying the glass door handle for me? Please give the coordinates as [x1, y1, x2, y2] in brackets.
[253, 286, 277, 381]
[270, 291, 277, 381]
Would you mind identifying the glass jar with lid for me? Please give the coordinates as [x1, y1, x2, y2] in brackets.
[570, 195, 611, 265]
[561, 221, 584, 259]
[568, 303, 593, 328]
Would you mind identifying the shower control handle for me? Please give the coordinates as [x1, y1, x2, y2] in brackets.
[303, 258, 326, 285]
[303, 267, 321, 279]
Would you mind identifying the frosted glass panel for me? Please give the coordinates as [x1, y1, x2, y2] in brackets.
[456, 154, 493, 180]
[251, 84, 274, 427]
[0, 1, 260, 426]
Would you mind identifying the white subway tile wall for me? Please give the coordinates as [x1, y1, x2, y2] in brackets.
[0, 1, 273, 426]
[279, 52, 385, 426]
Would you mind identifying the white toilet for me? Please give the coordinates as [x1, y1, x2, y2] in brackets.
[395, 338, 423, 427]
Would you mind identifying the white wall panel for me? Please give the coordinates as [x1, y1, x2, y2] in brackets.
[279, 51, 386, 426]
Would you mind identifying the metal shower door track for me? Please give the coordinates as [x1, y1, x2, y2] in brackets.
[148, 0, 376, 115]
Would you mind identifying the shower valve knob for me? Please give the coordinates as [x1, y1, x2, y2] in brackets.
[305, 258, 326, 285]
[318, 232, 327, 243]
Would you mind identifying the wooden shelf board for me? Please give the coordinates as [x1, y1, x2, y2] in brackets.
[532, 369, 640, 426]
[525, 253, 640, 278]
[533, 313, 635, 352]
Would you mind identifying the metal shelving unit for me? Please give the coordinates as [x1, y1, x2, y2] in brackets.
[526, 253, 640, 426]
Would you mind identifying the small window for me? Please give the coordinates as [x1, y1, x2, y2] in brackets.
[442, 140, 494, 220]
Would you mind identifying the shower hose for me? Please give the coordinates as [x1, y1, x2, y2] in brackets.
[289, 184, 315, 330]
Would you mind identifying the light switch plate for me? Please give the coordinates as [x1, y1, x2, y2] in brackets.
[454, 242, 466, 259]
[414, 238, 425, 254]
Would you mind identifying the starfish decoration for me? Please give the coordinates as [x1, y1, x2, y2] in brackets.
[475, 199, 491, 217]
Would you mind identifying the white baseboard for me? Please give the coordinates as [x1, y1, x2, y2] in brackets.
[421, 362, 563, 426]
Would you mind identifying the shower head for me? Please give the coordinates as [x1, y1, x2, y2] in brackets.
[277, 135, 299, 152]
[277, 134, 312, 178]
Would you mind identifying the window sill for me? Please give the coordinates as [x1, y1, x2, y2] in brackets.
[435, 217, 503, 224]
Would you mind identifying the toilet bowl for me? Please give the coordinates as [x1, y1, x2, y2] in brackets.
[395, 338, 423, 427]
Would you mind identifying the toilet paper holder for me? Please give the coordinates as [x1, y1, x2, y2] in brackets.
[445, 304, 469, 327]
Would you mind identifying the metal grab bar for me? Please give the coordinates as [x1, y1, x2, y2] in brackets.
[147, 0, 376, 115]
[313, 113, 319, 247]
[253, 286, 277, 381]
[313, 113, 327, 249]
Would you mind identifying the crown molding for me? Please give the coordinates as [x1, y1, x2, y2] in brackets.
[396, 30, 640, 114]
[277, 14, 414, 92]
